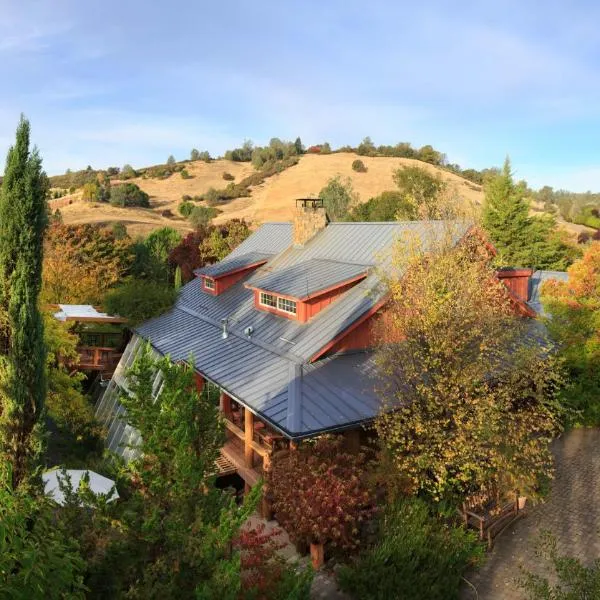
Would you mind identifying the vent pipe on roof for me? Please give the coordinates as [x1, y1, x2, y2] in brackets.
[221, 318, 229, 340]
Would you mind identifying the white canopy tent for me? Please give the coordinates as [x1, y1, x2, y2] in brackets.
[43, 469, 119, 506]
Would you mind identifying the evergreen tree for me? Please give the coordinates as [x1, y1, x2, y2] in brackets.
[0, 116, 48, 489]
[294, 136, 304, 154]
[482, 157, 574, 270]
[482, 158, 533, 267]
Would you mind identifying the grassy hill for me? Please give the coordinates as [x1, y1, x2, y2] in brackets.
[56, 153, 485, 237]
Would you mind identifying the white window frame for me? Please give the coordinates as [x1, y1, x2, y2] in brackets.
[259, 292, 277, 308]
[204, 277, 215, 290]
[277, 297, 297, 315]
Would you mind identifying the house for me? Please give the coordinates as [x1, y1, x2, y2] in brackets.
[52, 304, 129, 374]
[95, 200, 566, 501]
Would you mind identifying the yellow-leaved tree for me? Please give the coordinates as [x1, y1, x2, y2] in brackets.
[375, 225, 563, 504]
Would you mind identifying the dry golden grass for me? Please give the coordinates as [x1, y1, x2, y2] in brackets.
[59, 153, 485, 236]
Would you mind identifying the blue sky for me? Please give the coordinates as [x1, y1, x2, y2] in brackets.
[1, 0, 600, 190]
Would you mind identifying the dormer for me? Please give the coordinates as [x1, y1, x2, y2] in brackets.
[195, 252, 272, 295]
[245, 258, 368, 322]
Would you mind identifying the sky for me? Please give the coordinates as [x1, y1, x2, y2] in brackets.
[1, 0, 600, 191]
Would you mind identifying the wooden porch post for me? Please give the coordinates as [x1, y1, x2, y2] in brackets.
[220, 392, 232, 418]
[344, 429, 361, 454]
[261, 452, 273, 520]
[244, 409, 254, 468]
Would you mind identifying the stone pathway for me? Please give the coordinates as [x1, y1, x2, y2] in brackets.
[461, 428, 600, 599]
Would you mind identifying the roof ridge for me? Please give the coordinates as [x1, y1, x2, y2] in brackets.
[309, 257, 371, 268]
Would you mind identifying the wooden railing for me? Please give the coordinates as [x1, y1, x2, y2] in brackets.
[77, 346, 122, 372]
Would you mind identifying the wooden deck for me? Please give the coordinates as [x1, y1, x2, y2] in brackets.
[78, 346, 122, 372]
[221, 438, 262, 486]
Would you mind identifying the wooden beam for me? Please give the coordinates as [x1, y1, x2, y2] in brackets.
[221, 444, 261, 487]
[244, 409, 254, 468]
[223, 419, 269, 457]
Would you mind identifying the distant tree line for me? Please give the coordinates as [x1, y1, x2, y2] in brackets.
[534, 186, 600, 230]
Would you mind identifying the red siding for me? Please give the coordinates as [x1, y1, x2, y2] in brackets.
[304, 281, 359, 320]
[195, 373, 205, 393]
[201, 262, 267, 296]
[214, 268, 256, 294]
[320, 305, 402, 358]
[252, 278, 366, 323]
[496, 269, 533, 301]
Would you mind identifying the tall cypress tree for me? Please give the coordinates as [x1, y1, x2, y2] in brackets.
[482, 157, 534, 267]
[0, 116, 48, 489]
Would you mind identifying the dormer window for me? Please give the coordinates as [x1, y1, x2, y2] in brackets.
[246, 258, 369, 322]
[195, 252, 272, 295]
[277, 297, 297, 315]
[259, 292, 277, 308]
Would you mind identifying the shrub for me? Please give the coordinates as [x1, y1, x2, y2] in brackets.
[189, 206, 220, 228]
[81, 182, 100, 201]
[235, 524, 313, 599]
[109, 183, 150, 208]
[222, 172, 235, 181]
[578, 231, 591, 244]
[178, 201, 194, 217]
[120, 164, 137, 180]
[267, 437, 375, 553]
[104, 280, 178, 326]
[348, 190, 415, 222]
[0, 487, 87, 599]
[357, 137, 376, 156]
[180, 169, 192, 179]
[161, 209, 173, 218]
[111, 222, 128, 240]
[319, 175, 358, 221]
[166, 155, 176, 166]
[352, 159, 367, 173]
[337, 498, 482, 600]
[190, 148, 200, 161]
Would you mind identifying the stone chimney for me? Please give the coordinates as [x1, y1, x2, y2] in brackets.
[293, 199, 328, 246]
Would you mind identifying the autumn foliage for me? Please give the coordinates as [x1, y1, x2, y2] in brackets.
[267, 438, 375, 552]
[375, 226, 563, 503]
[42, 223, 132, 304]
[542, 242, 600, 423]
[168, 219, 251, 283]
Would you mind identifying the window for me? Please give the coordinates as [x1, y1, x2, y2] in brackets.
[259, 292, 277, 308]
[204, 277, 215, 290]
[277, 297, 297, 315]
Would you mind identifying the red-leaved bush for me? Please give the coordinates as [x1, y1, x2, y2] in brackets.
[235, 524, 287, 597]
[267, 437, 375, 552]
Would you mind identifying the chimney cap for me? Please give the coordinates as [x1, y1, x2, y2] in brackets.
[295, 198, 324, 210]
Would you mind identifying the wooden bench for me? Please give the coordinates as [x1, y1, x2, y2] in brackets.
[459, 486, 522, 548]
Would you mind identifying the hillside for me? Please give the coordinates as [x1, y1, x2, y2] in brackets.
[57, 153, 485, 236]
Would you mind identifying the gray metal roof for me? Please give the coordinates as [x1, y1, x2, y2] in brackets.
[196, 251, 272, 278]
[226, 222, 293, 259]
[528, 270, 569, 315]
[247, 258, 369, 299]
[134, 307, 384, 438]
[99, 219, 472, 441]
